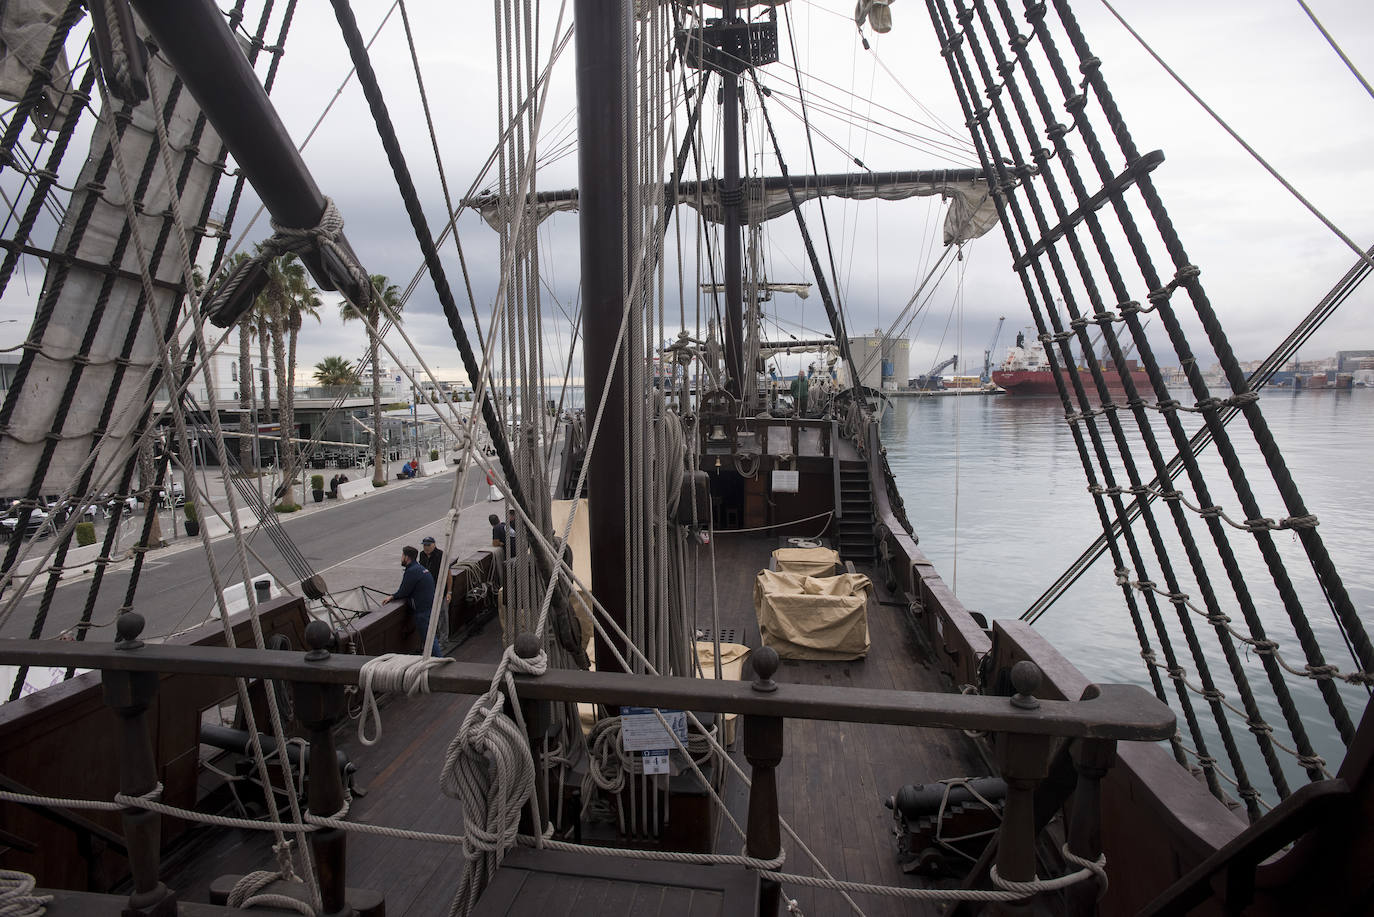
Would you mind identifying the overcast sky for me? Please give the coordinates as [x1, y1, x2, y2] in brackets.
[2, 0, 1372, 387]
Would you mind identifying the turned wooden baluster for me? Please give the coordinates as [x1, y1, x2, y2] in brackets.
[745, 646, 784, 917]
[298, 620, 354, 917]
[104, 612, 177, 916]
[1065, 732, 1116, 915]
[993, 661, 1057, 914]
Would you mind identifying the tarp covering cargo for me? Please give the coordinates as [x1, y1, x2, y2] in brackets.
[695, 641, 749, 745]
[772, 546, 840, 577]
[753, 569, 871, 661]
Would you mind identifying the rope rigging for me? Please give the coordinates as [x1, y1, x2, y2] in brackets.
[1024, 242, 1374, 664]
[924, 0, 1370, 816]
[1, 0, 1368, 911]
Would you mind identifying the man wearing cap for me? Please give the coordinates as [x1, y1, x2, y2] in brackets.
[420, 536, 445, 583]
[390, 545, 442, 656]
[421, 535, 448, 609]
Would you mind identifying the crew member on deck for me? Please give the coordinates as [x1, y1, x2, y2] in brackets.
[789, 372, 809, 416]
[421, 536, 447, 607]
[390, 545, 441, 656]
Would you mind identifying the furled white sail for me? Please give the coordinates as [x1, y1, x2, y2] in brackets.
[469, 171, 996, 246]
[701, 282, 811, 298]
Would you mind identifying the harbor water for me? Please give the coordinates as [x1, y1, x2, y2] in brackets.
[882, 387, 1374, 804]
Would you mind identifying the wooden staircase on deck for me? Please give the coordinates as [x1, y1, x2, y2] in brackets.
[836, 461, 877, 563]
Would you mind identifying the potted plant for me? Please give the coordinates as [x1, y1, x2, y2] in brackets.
[183, 501, 200, 537]
[75, 521, 96, 547]
[429, 449, 439, 462]
[311, 474, 325, 503]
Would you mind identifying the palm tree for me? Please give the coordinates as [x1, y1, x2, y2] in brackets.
[285, 280, 322, 472]
[256, 251, 308, 506]
[313, 356, 361, 391]
[340, 273, 402, 485]
[255, 292, 271, 459]
[214, 252, 255, 473]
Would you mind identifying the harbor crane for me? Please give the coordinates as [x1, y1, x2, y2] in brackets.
[981, 316, 1006, 383]
[912, 354, 958, 391]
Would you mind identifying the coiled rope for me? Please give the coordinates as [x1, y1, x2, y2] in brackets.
[0, 870, 51, 917]
[439, 645, 547, 917]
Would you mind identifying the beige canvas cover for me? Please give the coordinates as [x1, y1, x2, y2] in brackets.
[696, 641, 749, 745]
[577, 643, 751, 740]
[772, 546, 841, 577]
[550, 499, 596, 657]
[753, 570, 871, 661]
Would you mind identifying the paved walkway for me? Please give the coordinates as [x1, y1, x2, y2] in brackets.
[0, 455, 520, 641]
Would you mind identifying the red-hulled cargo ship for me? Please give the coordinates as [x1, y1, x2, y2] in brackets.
[992, 332, 1152, 397]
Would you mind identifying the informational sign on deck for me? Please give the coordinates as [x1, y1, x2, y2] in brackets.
[771, 470, 800, 493]
[621, 706, 687, 776]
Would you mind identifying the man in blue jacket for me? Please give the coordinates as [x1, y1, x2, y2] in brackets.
[391, 545, 442, 656]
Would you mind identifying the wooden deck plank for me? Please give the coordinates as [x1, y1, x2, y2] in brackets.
[706, 534, 990, 916]
[156, 533, 990, 916]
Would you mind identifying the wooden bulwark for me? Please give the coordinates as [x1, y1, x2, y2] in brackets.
[0, 638, 1177, 742]
[0, 594, 417, 892]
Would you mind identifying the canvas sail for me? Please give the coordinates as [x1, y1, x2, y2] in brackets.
[0, 0, 75, 130]
[0, 34, 225, 496]
[468, 169, 997, 246]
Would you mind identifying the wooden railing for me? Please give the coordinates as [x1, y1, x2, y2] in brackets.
[0, 614, 1174, 916]
[859, 418, 1248, 915]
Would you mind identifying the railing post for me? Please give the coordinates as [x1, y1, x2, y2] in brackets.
[745, 646, 784, 916]
[1065, 735, 1115, 914]
[298, 620, 353, 917]
[102, 612, 176, 917]
[993, 661, 1056, 911]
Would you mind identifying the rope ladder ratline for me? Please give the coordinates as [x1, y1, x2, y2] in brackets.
[1025, 241, 1374, 638]
[2, 49, 230, 698]
[1050, 0, 1369, 743]
[927, 0, 1238, 805]
[923, 0, 1366, 811]
[2, 0, 317, 685]
[965, 0, 1310, 814]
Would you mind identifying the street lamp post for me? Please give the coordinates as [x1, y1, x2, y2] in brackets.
[410, 386, 419, 465]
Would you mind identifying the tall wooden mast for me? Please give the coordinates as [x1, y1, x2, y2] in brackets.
[720, 0, 745, 399]
[575, 0, 636, 673]
[679, 2, 780, 400]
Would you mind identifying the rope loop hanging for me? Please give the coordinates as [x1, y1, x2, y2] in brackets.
[356, 653, 455, 746]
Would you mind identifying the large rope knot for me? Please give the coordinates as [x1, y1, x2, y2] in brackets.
[1059, 845, 1109, 900]
[441, 645, 543, 916]
[503, 645, 549, 679]
[266, 198, 346, 255]
[207, 198, 368, 329]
